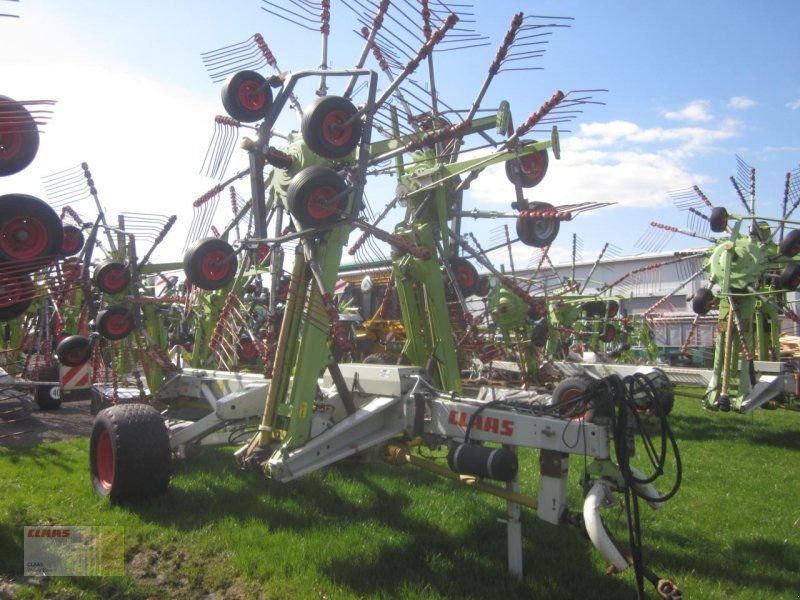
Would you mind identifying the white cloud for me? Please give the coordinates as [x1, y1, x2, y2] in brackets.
[4, 63, 226, 262]
[663, 100, 713, 122]
[727, 96, 756, 109]
[788, 98, 800, 110]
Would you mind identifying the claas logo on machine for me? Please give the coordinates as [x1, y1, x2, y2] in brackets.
[27, 528, 72, 538]
[448, 410, 514, 437]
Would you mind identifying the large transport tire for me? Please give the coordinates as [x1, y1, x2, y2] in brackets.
[505, 144, 549, 188]
[0, 194, 63, 269]
[34, 362, 61, 410]
[287, 166, 349, 228]
[301, 95, 362, 159]
[89, 403, 171, 503]
[550, 375, 595, 421]
[0, 95, 40, 176]
[0, 270, 34, 320]
[221, 70, 273, 123]
[516, 201, 559, 248]
[93, 259, 131, 294]
[56, 334, 92, 366]
[183, 237, 238, 291]
[96, 305, 135, 340]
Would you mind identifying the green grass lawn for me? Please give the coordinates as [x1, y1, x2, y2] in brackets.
[1, 393, 798, 599]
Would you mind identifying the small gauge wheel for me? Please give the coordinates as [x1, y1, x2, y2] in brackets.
[516, 202, 559, 248]
[286, 166, 349, 229]
[0, 95, 40, 176]
[691, 287, 716, 315]
[505, 144, 549, 188]
[56, 334, 93, 366]
[96, 305, 135, 340]
[221, 70, 273, 123]
[183, 238, 238, 291]
[709, 206, 729, 233]
[448, 256, 480, 297]
[93, 260, 131, 294]
[0, 194, 63, 269]
[302, 95, 362, 159]
[60, 224, 85, 256]
[779, 229, 800, 257]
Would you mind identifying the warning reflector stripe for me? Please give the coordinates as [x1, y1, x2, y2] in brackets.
[60, 362, 92, 390]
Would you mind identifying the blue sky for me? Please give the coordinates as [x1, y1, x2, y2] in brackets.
[3, 0, 799, 271]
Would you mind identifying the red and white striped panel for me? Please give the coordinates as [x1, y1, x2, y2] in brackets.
[59, 362, 92, 390]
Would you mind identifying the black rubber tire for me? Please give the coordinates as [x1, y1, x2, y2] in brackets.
[56, 334, 93, 366]
[0, 270, 34, 320]
[34, 362, 61, 410]
[475, 275, 492, 298]
[778, 263, 800, 291]
[448, 256, 480, 297]
[600, 323, 617, 343]
[0, 95, 40, 176]
[606, 299, 620, 318]
[709, 206, 729, 233]
[60, 224, 85, 257]
[531, 320, 549, 347]
[692, 287, 715, 315]
[96, 305, 135, 340]
[581, 300, 606, 318]
[93, 260, 131, 294]
[363, 353, 395, 365]
[505, 145, 549, 188]
[286, 166, 349, 228]
[550, 375, 595, 421]
[221, 70, 273, 123]
[89, 403, 171, 503]
[631, 368, 675, 416]
[238, 336, 259, 364]
[301, 95, 362, 159]
[516, 202, 559, 248]
[183, 237, 238, 291]
[779, 229, 800, 257]
[0, 194, 63, 269]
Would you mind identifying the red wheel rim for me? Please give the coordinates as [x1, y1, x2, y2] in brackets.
[237, 80, 266, 111]
[321, 110, 353, 147]
[105, 312, 132, 336]
[256, 243, 271, 262]
[96, 429, 114, 490]
[455, 265, 476, 288]
[100, 266, 128, 292]
[67, 346, 88, 364]
[520, 152, 545, 180]
[200, 249, 232, 281]
[62, 229, 82, 253]
[306, 186, 340, 220]
[239, 339, 258, 359]
[601, 325, 617, 343]
[0, 215, 48, 260]
[559, 388, 591, 420]
[0, 125, 23, 160]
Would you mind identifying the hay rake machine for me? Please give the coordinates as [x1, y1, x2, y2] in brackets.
[581, 157, 800, 414]
[88, 2, 681, 596]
